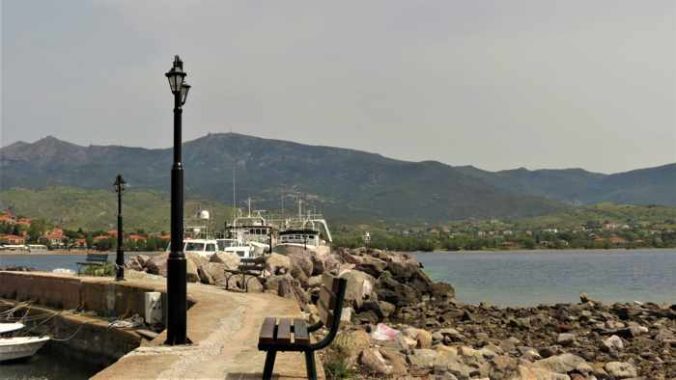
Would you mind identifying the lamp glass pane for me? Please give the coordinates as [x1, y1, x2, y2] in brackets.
[166, 75, 177, 92]
[180, 84, 190, 105]
[174, 74, 185, 91]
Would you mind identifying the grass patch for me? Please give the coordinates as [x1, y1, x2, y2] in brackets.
[82, 262, 116, 277]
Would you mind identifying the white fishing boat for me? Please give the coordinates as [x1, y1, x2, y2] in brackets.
[225, 198, 275, 255]
[272, 200, 333, 255]
[216, 238, 262, 259]
[0, 336, 50, 362]
[165, 238, 220, 258]
[0, 323, 24, 335]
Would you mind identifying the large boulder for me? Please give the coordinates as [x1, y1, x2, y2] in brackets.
[604, 362, 637, 379]
[209, 252, 240, 270]
[310, 249, 340, 275]
[332, 329, 371, 366]
[201, 262, 226, 285]
[186, 252, 209, 268]
[375, 271, 419, 306]
[433, 350, 474, 379]
[197, 265, 214, 284]
[286, 251, 313, 286]
[407, 348, 438, 370]
[379, 349, 408, 376]
[535, 353, 588, 374]
[145, 252, 169, 276]
[264, 274, 308, 306]
[354, 256, 388, 278]
[360, 348, 392, 375]
[336, 248, 364, 265]
[265, 253, 291, 275]
[386, 252, 421, 280]
[125, 256, 145, 271]
[339, 269, 377, 310]
[126, 254, 151, 271]
[185, 253, 201, 283]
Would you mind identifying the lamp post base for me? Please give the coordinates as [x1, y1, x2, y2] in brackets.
[115, 248, 124, 281]
[166, 254, 188, 345]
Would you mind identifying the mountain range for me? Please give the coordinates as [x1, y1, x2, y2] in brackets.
[1, 134, 674, 222]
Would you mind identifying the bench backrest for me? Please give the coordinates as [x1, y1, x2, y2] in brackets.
[312, 273, 347, 350]
[86, 253, 109, 262]
[238, 258, 264, 272]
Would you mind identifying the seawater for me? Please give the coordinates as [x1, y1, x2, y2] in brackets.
[415, 249, 676, 306]
[0, 346, 103, 380]
[0, 252, 157, 272]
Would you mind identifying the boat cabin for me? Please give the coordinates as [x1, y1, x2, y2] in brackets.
[278, 229, 321, 247]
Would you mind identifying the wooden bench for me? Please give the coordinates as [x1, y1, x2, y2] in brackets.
[257, 273, 347, 380]
[76, 253, 109, 274]
[224, 258, 266, 292]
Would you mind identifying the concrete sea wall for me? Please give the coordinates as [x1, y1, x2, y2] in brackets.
[0, 271, 167, 367]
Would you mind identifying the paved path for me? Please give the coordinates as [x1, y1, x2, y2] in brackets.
[93, 278, 322, 379]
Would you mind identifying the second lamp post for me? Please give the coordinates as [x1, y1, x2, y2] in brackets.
[165, 55, 191, 345]
[114, 174, 126, 281]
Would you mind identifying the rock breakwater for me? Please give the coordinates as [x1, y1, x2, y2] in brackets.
[126, 248, 674, 379]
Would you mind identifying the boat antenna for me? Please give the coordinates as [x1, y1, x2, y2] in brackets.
[298, 196, 302, 221]
[281, 190, 284, 218]
[232, 162, 236, 212]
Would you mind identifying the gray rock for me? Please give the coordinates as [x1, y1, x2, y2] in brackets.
[433, 350, 472, 378]
[145, 252, 169, 276]
[601, 335, 624, 352]
[360, 348, 392, 375]
[604, 361, 637, 379]
[557, 333, 576, 346]
[264, 253, 291, 275]
[535, 353, 588, 374]
[340, 269, 376, 309]
[408, 348, 438, 369]
[197, 265, 214, 284]
[209, 251, 240, 270]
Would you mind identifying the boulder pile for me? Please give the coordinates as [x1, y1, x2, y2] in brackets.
[326, 296, 675, 379]
[126, 248, 674, 379]
[126, 247, 454, 322]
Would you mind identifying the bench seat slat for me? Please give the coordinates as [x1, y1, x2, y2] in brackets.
[259, 317, 277, 345]
[293, 318, 309, 345]
[276, 318, 291, 344]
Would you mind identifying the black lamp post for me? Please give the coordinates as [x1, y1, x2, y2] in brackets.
[165, 55, 191, 345]
[113, 174, 126, 281]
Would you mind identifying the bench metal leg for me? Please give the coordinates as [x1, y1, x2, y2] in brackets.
[262, 350, 277, 380]
[305, 350, 317, 380]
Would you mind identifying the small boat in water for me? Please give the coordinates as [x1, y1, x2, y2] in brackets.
[0, 336, 50, 362]
[0, 323, 50, 362]
[0, 323, 24, 335]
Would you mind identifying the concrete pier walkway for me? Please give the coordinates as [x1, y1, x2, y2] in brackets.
[0, 271, 322, 379]
[95, 281, 318, 379]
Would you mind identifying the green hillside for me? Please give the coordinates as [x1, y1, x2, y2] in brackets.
[0, 187, 235, 232]
[515, 203, 676, 230]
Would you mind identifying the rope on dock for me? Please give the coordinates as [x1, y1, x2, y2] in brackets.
[50, 322, 88, 342]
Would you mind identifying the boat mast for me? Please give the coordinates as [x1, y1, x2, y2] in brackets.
[232, 163, 236, 211]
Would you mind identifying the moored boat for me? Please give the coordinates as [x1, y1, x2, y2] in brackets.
[0, 336, 50, 362]
[0, 323, 24, 335]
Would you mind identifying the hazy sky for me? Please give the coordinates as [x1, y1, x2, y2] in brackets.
[1, 1, 674, 173]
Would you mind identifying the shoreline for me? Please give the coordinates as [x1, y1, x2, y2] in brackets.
[0, 250, 163, 256]
[413, 247, 676, 254]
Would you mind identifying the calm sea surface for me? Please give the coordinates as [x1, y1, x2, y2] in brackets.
[415, 249, 676, 306]
[0, 346, 103, 380]
[0, 252, 155, 272]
